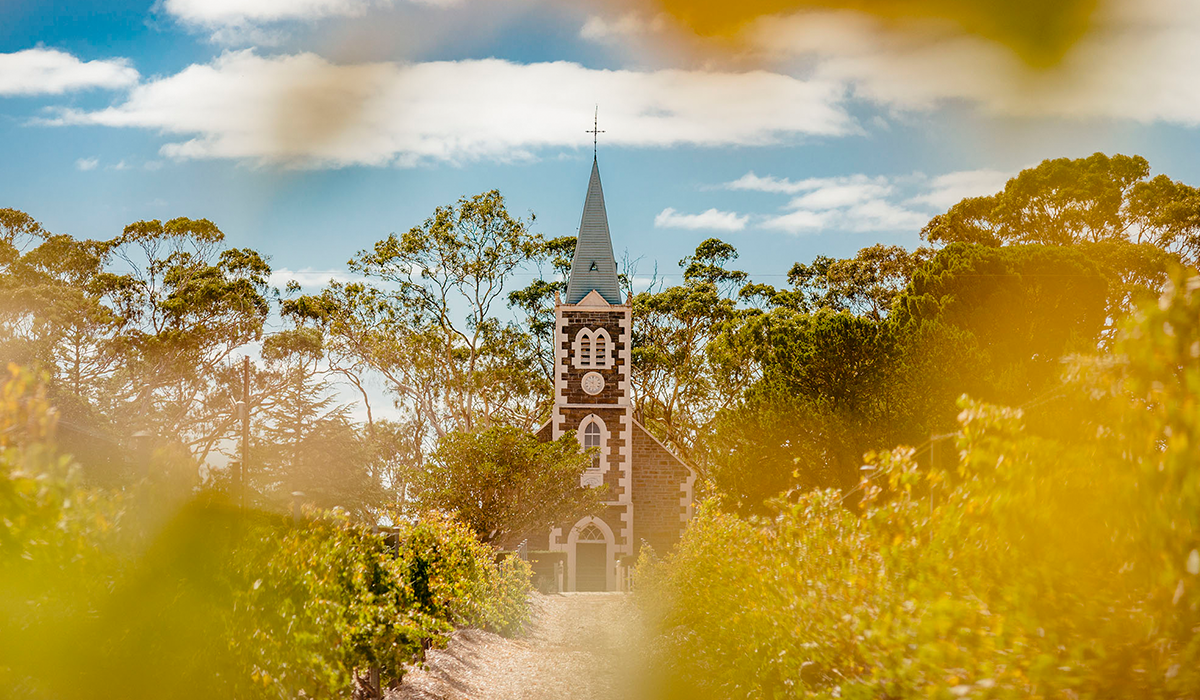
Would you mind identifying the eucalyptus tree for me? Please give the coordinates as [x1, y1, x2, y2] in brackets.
[109, 217, 273, 463]
[0, 210, 128, 406]
[508, 235, 576, 384]
[627, 238, 748, 459]
[292, 190, 548, 448]
[920, 153, 1182, 341]
[923, 152, 1200, 262]
[0, 209, 275, 475]
[781, 244, 935, 320]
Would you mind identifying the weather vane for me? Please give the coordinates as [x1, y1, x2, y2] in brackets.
[586, 106, 604, 159]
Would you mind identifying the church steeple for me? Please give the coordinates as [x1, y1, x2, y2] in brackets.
[565, 158, 622, 305]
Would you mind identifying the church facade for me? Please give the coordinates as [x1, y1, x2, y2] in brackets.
[531, 157, 695, 592]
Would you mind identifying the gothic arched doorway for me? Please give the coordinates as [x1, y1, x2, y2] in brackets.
[570, 520, 612, 591]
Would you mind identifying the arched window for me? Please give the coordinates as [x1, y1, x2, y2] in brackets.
[578, 416, 606, 488]
[578, 523, 605, 541]
[580, 333, 593, 367]
[583, 421, 601, 470]
[573, 328, 613, 369]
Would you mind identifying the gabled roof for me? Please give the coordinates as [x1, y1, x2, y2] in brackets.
[565, 158, 622, 305]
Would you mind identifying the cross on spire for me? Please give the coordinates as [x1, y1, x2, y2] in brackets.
[586, 106, 604, 160]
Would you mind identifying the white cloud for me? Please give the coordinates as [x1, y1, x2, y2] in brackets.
[758, 209, 829, 233]
[762, 198, 929, 234]
[206, 24, 290, 47]
[724, 171, 819, 195]
[75, 157, 99, 171]
[730, 170, 933, 234]
[655, 207, 748, 232]
[580, 13, 669, 42]
[725, 172, 896, 209]
[45, 51, 853, 168]
[269, 267, 362, 289]
[0, 48, 138, 96]
[746, 0, 1200, 125]
[785, 175, 891, 210]
[161, 0, 460, 45]
[906, 168, 1012, 209]
[163, 0, 387, 27]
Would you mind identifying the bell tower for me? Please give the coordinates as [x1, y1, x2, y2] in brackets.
[548, 156, 635, 591]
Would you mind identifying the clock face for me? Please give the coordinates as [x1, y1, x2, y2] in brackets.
[581, 371, 605, 395]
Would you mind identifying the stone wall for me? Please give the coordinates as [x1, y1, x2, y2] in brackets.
[631, 422, 691, 554]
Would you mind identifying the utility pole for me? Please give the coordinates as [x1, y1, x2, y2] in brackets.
[241, 356, 250, 511]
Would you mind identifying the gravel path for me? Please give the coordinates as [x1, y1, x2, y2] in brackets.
[390, 593, 654, 700]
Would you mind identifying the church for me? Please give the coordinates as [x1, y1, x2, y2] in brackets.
[530, 155, 696, 592]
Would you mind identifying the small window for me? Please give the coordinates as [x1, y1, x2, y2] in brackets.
[580, 334, 593, 367]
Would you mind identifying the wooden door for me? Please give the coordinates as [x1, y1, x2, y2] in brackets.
[575, 542, 607, 591]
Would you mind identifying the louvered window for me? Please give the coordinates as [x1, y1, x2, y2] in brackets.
[579, 334, 593, 367]
[573, 328, 612, 370]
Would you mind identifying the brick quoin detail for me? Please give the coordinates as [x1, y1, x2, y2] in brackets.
[558, 310, 627, 405]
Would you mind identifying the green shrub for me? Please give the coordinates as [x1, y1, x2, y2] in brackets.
[639, 268, 1200, 699]
[0, 364, 532, 699]
[392, 511, 533, 635]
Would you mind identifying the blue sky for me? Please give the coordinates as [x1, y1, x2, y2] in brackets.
[4, 0, 1200, 290]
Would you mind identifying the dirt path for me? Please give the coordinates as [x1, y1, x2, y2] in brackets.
[390, 593, 653, 700]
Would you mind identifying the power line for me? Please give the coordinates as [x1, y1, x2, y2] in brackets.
[275, 270, 1108, 281]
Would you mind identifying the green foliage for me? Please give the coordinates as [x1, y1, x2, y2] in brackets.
[0, 209, 274, 481]
[922, 152, 1200, 263]
[679, 237, 748, 291]
[780, 244, 934, 320]
[639, 268, 1200, 698]
[393, 512, 534, 636]
[342, 189, 548, 436]
[508, 234, 576, 383]
[707, 242, 1125, 511]
[0, 367, 531, 698]
[416, 425, 603, 545]
[254, 324, 388, 517]
[705, 309, 897, 511]
[628, 237, 747, 458]
[892, 242, 1109, 419]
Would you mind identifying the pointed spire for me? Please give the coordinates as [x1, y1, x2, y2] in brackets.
[565, 159, 621, 305]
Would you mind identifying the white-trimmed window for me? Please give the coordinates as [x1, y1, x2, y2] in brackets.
[572, 327, 612, 369]
[578, 415, 606, 487]
[583, 421, 601, 470]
